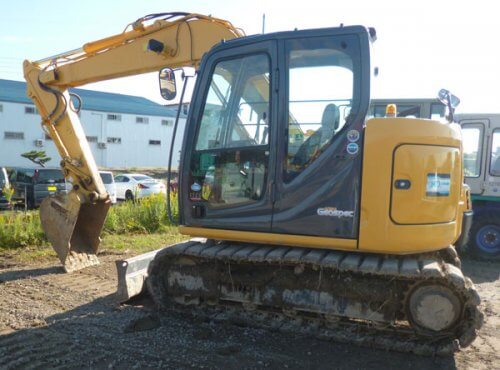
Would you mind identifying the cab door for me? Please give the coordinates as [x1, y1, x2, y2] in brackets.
[271, 28, 370, 240]
[181, 41, 277, 232]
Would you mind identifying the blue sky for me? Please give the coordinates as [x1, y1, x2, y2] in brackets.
[1, 0, 498, 113]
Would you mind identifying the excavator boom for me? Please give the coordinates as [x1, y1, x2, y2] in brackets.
[23, 13, 243, 271]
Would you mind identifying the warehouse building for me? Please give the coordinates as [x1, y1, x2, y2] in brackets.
[0, 79, 185, 169]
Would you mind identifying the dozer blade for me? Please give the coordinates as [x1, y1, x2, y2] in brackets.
[116, 248, 163, 302]
[40, 193, 111, 273]
[115, 239, 204, 302]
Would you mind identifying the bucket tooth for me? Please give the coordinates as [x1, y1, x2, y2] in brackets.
[39, 193, 110, 272]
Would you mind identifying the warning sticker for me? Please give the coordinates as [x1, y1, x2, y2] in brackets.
[426, 173, 451, 197]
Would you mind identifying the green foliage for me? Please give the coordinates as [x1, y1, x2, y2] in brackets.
[0, 192, 180, 249]
[0, 211, 47, 248]
[104, 192, 179, 234]
[21, 150, 51, 167]
[2, 185, 14, 202]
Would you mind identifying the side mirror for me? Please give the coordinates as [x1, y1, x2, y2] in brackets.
[159, 68, 177, 100]
[438, 89, 460, 109]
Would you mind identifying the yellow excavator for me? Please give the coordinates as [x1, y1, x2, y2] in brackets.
[23, 12, 482, 355]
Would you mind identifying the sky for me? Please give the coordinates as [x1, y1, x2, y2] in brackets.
[1, 0, 499, 113]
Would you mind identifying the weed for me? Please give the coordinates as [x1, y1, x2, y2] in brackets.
[0, 193, 181, 250]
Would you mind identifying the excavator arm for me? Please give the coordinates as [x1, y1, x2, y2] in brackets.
[23, 13, 244, 272]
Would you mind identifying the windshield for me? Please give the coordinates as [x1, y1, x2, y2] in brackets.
[196, 54, 270, 150]
[100, 173, 114, 184]
[132, 175, 153, 182]
[35, 169, 65, 184]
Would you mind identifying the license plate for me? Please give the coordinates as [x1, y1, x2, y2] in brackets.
[47, 186, 57, 191]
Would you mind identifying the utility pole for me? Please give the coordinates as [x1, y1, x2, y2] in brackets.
[262, 13, 266, 34]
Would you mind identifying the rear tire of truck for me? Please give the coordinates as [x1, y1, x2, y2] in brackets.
[468, 212, 500, 261]
[27, 197, 35, 210]
[125, 191, 134, 202]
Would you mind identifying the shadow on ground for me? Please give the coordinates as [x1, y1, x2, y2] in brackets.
[461, 257, 499, 284]
[0, 291, 459, 369]
[0, 265, 63, 283]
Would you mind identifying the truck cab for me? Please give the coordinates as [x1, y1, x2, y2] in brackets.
[458, 113, 500, 259]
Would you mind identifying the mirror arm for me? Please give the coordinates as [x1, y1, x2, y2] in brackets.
[166, 71, 192, 224]
[447, 92, 455, 123]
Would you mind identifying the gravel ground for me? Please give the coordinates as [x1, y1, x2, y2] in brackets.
[0, 250, 498, 369]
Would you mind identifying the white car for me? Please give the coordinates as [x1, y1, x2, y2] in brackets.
[99, 171, 117, 204]
[114, 173, 166, 200]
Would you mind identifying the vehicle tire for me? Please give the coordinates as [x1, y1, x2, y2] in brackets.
[468, 211, 500, 261]
[125, 190, 134, 202]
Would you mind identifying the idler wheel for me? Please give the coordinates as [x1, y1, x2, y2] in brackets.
[407, 284, 462, 333]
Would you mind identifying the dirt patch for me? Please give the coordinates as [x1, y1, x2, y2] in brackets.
[0, 251, 498, 369]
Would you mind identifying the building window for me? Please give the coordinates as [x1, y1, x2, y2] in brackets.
[45, 133, 53, 140]
[4, 131, 24, 140]
[25, 106, 38, 115]
[149, 140, 161, 145]
[136, 116, 149, 124]
[107, 137, 122, 144]
[86, 136, 98, 143]
[162, 119, 173, 126]
[107, 114, 121, 121]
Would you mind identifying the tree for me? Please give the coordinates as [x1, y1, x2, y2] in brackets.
[21, 150, 51, 167]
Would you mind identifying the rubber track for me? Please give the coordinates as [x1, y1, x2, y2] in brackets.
[147, 240, 484, 356]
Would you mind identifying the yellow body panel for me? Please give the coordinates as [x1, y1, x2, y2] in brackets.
[391, 145, 461, 224]
[179, 226, 357, 251]
[359, 118, 466, 253]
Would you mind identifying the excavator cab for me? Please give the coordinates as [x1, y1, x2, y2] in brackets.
[179, 26, 371, 239]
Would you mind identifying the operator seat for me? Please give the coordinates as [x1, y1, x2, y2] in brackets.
[292, 103, 340, 167]
[319, 103, 341, 145]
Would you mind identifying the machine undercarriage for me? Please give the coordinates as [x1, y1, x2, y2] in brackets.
[145, 240, 483, 355]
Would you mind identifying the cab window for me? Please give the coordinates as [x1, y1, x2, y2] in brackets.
[431, 103, 446, 120]
[192, 53, 270, 208]
[285, 37, 354, 181]
[462, 126, 483, 177]
[490, 130, 500, 176]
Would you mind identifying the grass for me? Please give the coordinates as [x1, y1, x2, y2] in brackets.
[0, 193, 185, 260]
[0, 211, 47, 249]
[100, 228, 186, 254]
[5, 231, 186, 263]
[104, 193, 179, 234]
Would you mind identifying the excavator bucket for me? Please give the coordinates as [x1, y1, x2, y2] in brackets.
[40, 193, 111, 273]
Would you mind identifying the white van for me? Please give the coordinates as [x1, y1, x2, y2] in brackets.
[99, 171, 117, 204]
